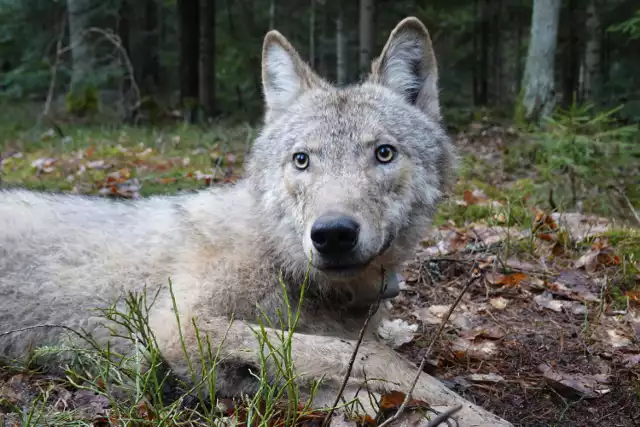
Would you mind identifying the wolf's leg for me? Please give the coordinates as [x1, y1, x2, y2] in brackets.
[156, 317, 512, 427]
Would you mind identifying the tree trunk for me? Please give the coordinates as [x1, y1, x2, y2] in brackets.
[479, 0, 489, 105]
[142, 0, 160, 92]
[561, 0, 580, 107]
[583, 0, 601, 103]
[199, 0, 216, 118]
[269, 0, 275, 30]
[358, 0, 374, 78]
[67, 0, 93, 92]
[309, 0, 315, 68]
[515, 0, 523, 95]
[178, 0, 200, 123]
[521, 0, 562, 122]
[336, 5, 347, 85]
[491, 0, 502, 105]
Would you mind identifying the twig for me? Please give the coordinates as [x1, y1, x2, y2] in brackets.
[377, 263, 481, 427]
[0, 324, 86, 341]
[621, 191, 640, 226]
[426, 404, 463, 427]
[42, 16, 67, 118]
[321, 266, 386, 427]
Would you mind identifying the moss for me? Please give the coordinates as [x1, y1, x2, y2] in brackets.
[65, 85, 99, 117]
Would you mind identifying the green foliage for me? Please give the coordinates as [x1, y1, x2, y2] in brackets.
[65, 85, 100, 117]
[518, 101, 639, 212]
[608, 9, 640, 40]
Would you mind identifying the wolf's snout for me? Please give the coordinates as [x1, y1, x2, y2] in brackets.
[310, 214, 360, 256]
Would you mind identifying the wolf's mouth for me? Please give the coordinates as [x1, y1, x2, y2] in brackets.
[312, 231, 396, 275]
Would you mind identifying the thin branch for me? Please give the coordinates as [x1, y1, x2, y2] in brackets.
[321, 266, 386, 427]
[426, 404, 463, 427]
[622, 192, 640, 226]
[42, 16, 67, 118]
[378, 263, 481, 427]
[55, 26, 141, 121]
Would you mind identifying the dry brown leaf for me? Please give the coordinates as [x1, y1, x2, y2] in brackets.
[575, 238, 621, 273]
[485, 272, 528, 287]
[538, 364, 610, 399]
[462, 188, 489, 206]
[450, 337, 497, 360]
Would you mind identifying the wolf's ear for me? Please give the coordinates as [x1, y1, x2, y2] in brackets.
[369, 17, 440, 120]
[261, 30, 325, 122]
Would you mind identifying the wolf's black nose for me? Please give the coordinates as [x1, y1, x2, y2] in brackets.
[310, 214, 360, 256]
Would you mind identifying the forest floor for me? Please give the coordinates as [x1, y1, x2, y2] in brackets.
[0, 117, 639, 427]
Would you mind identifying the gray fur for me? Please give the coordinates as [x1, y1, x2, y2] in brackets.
[0, 17, 510, 426]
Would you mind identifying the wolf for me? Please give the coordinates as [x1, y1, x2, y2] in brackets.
[0, 17, 510, 426]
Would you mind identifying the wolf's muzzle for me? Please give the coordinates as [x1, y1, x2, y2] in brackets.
[310, 213, 360, 257]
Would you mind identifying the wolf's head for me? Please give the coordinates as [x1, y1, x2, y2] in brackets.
[247, 17, 457, 286]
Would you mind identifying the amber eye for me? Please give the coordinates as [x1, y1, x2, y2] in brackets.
[292, 152, 309, 170]
[375, 145, 397, 163]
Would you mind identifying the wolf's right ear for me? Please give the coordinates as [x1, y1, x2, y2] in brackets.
[369, 17, 441, 120]
[261, 31, 325, 122]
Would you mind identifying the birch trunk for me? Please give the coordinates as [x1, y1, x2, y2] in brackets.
[521, 0, 562, 122]
[67, 0, 93, 92]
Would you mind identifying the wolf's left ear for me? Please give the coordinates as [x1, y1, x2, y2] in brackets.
[369, 17, 441, 120]
[261, 30, 326, 122]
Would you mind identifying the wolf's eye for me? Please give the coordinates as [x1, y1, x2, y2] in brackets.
[375, 145, 396, 164]
[292, 152, 309, 170]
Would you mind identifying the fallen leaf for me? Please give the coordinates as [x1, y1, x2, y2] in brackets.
[450, 337, 497, 360]
[462, 188, 489, 206]
[377, 390, 430, 416]
[575, 239, 621, 273]
[606, 329, 632, 349]
[376, 318, 418, 348]
[534, 292, 565, 312]
[461, 324, 506, 340]
[485, 272, 528, 287]
[467, 373, 505, 383]
[489, 297, 509, 310]
[538, 364, 610, 399]
[551, 212, 611, 242]
[413, 305, 475, 330]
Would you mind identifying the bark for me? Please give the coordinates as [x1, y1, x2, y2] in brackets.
[583, 0, 602, 103]
[309, 0, 316, 68]
[67, 0, 93, 92]
[521, 0, 562, 122]
[142, 0, 160, 91]
[199, 0, 216, 117]
[269, 0, 275, 30]
[561, 0, 580, 107]
[358, 0, 374, 78]
[178, 0, 200, 122]
[336, 5, 347, 85]
[491, 0, 503, 104]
